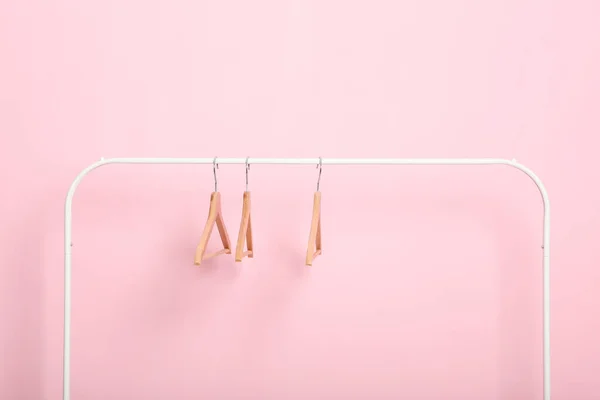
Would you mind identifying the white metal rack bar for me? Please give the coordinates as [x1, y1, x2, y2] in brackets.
[63, 157, 551, 400]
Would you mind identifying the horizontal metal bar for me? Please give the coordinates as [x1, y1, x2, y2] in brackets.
[88, 157, 519, 165]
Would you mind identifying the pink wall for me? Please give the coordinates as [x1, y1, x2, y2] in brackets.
[1, 0, 599, 399]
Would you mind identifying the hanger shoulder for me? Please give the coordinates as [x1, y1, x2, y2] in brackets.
[306, 191, 322, 266]
[235, 191, 253, 261]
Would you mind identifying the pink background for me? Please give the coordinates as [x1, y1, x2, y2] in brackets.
[1, 0, 599, 399]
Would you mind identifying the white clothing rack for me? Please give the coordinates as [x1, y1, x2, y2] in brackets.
[63, 157, 551, 400]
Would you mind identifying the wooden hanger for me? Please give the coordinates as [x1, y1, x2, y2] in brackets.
[306, 158, 323, 266]
[194, 192, 232, 265]
[305, 191, 322, 266]
[236, 159, 253, 261]
[194, 158, 232, 265]
[235, 191, 253, 261]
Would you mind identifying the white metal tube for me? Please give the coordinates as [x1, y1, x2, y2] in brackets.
[63, 157, 550, 400]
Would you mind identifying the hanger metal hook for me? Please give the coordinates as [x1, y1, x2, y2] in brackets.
[213, 156, 219, 192]
[245, 157, 250, 192]
[316, 157, 322, 191]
